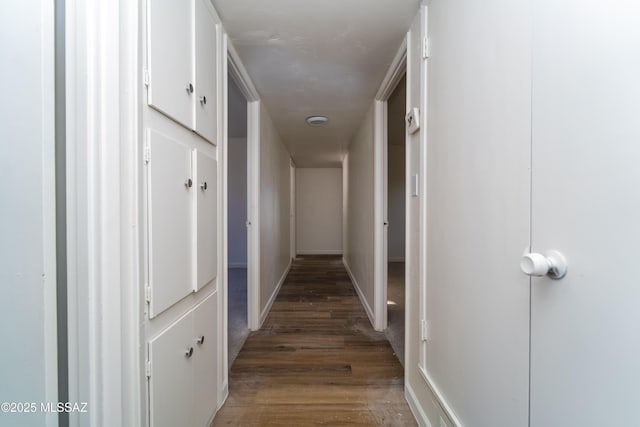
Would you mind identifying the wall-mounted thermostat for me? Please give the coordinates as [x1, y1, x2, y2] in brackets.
[406, 107, 420, 134]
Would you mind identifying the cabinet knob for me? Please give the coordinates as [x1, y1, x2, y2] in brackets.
[185, 178, 193, 188]
[186, 83, 193, 94]
[520, 250, 567, 280]
[199, 95, 207, 105]
[185, 347, 194, 358]
[200, 181, 207, 191]
[196, 335, 205, 345]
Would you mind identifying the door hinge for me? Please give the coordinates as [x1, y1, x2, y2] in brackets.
[145, 360, 151, 378]
[422, 37, 431, 59]
[143, 68, 150, 87]
[143, 141, 151, 164]
[421, 319, 429, 341]
[144, 284, 152, 304]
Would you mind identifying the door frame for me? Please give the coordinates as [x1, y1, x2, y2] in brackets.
[373, 38, 407, 332]
[224, 39, 261, 397]
[64, 0, 142, 425]
[290, 159, 297, 260]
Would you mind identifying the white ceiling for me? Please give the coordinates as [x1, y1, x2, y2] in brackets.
[213, 0, 420, 167]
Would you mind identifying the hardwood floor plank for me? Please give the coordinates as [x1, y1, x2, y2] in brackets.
[212, 255, 416, 426]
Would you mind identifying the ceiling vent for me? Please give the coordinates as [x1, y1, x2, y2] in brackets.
[306, 115, 329, 126]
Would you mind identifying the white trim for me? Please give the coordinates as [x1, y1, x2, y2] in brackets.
[227, 40, 259, 102]
[41, 1, 59, 423]
[376, 37, 408, 101]
[219, 31, 230, 407]
[247, 100, 261, 331]
[228, 262, 248, 269]
[65, 0, 141, 425]
[297, 250, 343, 255]
[405, 382, 433, 427]
[290, 160, 296, 260]
[343, 258, 376, 328]
[373, 39, 407, 333]
[418, 2, 431, 378]
[225, 39, 262, 333]
[419, 367, 462, 427]
[259, 261, 292, 326]
[373, 100, 388, 332]
[217, 382, 229, 411]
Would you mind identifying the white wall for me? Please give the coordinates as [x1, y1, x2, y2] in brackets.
[296, 168, 343, 255]
[228, 137, 248, 267]
[258, 104, 292, 322]
[343, 104, 376, 322]
[0, 2, 58, 426]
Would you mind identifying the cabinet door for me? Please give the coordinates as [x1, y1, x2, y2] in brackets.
[147, 130, 194, 317]
[193, 292, 218, 426]
[147, 0, 194, 128]
[530, 1, 640, 425]
[194, 0, 218, 144]
[149, 312, 195, 427]
[195, 150, 218, 290]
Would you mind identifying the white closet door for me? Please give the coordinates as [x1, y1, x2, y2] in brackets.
[423, 2, 532, 425]
[149, 312, 194, 427]
[194, 0, 218, 144]
[147, 0, 194, 128]
[192, 292, 218, 427]
[530, 1, 640, 425]
[148, 130, 194, 317]
[195, 150, 218, 290]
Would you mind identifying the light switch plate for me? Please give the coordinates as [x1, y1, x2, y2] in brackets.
[411, 174, 419, 197]
[406, 107, 420, 134]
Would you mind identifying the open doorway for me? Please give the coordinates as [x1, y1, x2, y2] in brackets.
[227, 72, 249, 366]
[384, 77, 406, 365]
[385, 75, 406, 365]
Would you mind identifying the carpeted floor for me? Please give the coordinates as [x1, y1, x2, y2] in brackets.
[385, 262, 405, 366]
[228, 268, 249, 367]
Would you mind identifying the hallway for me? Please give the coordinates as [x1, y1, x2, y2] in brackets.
[212, 256, 416, 426]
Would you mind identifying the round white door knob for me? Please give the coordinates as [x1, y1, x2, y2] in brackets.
[520, 250, 567, 279]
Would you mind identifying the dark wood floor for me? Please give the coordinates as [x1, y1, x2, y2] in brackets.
[211, 256, 416, 426]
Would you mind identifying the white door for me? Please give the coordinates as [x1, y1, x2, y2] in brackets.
[147, 0, 193, 128]
[192, 292, 218, 427]
[530, 1, 640, 425]
[194, 0, 218, 144]
[196, 150, 218, 290]
[149, 312, 195, 427]
[147, 130, 194, 317]
[423, 2, 532, 425]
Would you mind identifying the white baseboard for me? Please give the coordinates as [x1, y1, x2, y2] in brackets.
[297, 249, 343, 255]
[388, 256, 405, 263]
[228, 262, 247, 268]
[419, 366, 462, 427]
[259, 260, 292, 326]
[217, 381, 229, 411]
[342, 258, 376, 328]
[406, 382, 432, 427]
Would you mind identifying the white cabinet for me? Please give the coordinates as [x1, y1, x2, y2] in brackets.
[148, 308, 194, 427]
[147, 0, 193, 128]
[193, 292, 218, 426]
[149, 292, 218, 427]
[147, 0, 218, 144]
[195, 151, 218, 290]
[147, 129, 194, 318]
[193, 0, 218, 144]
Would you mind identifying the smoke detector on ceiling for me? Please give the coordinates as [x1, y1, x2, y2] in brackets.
[306, 115, 329, 126]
